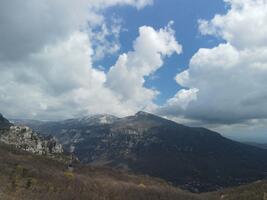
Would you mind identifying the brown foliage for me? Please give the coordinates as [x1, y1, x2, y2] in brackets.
[0, 143, 201, 200]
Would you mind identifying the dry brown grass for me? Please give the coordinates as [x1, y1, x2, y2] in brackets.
[0, 143, 203, 200]
[1, 143, 265, 200]
[201, 180, 267, 200]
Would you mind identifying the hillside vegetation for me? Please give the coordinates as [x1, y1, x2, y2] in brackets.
[0, 143, 202, 200]
[1, 142, 266, 199]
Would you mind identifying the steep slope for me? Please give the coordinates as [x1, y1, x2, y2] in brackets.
[0, 113, 12, 129]
[16, 112, 267, 192]
[0, 142, 203, 200]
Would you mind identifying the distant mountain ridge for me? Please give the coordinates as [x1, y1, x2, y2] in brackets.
[62, 114, 119, 126]
[12, 111, 267, 192]
[245, 142, 267, 149]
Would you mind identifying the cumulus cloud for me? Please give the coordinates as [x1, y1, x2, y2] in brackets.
[106, 22, 182, 111]
[0, 0, 88, 60]
[0, 0, 158, 120]
[159, 0, 267, 126]
[0, 0, 153, 61]
[0, 0, 184, 120]
[0, 31, 126, 120]
[199, 0, 267, 49]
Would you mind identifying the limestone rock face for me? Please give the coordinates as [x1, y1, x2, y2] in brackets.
[0, 124, 63, 155]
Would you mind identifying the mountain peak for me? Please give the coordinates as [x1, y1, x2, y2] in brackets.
[133, 111, 174, 124]
[135, 111, 154, 117]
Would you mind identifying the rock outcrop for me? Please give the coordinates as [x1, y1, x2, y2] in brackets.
[0, 115, 63, 155]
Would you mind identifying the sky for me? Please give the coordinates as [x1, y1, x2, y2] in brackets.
[1, 0, 267, 142]
[100, 0, 227, 105]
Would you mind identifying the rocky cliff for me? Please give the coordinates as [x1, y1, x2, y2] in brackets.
[0, 114, 63, 155]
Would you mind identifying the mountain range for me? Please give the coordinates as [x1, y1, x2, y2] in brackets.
[12, 111, 267, 192]
[1, 113, 267, 199]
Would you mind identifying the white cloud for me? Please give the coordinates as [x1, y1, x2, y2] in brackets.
[90, 18, 123, 61]
[106, 22, 182, 111]
[0, 0, 159, 120]
[1, 29, 156, 120]
[159, 0, 267, 127]
[164, 88, 199, 111]
[0, 0, 183, 121]
[199, 0, 267, 49]
[0, 32, 119, 119]
[0, 0, 153, 61]
[87, 0, 153, 10]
